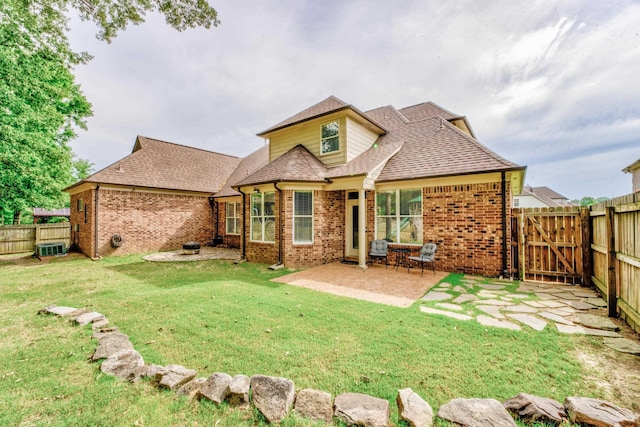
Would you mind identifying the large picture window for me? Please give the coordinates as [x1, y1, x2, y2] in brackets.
[376, 189, 422, 244]
[293, 191, 313, 244]
[251, 192, 275, 242]
[225, 201, 241, 235]
[320, 121, 340, 154]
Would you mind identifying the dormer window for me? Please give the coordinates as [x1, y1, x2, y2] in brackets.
[320, 121, 340, 154]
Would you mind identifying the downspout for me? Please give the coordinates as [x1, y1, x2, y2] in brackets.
[93, 185, 101, 260]
[209, 196, 218, 244]
[273, 182, 283, 266]
[501, 171, 508, 278]
[237, 188, 247, 259]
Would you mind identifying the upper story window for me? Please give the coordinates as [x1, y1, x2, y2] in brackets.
[320, 121, 340, 154]
[250, 192, 275, 242]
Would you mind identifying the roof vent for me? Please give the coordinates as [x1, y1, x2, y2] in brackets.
[115, 164, 124, 173]
[438, 118, 445, 130]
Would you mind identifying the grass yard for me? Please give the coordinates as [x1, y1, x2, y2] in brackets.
[0, 254, 634, 426]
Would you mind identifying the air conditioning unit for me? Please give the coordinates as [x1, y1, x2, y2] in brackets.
[35, 242, 67, 257]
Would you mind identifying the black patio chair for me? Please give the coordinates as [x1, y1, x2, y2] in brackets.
[408, 243, 437, 276]
[368, 239, 389, 268]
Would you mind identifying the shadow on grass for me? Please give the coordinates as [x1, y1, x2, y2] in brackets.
[106, 260, 284, 289]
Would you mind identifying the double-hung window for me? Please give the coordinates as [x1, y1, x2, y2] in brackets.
[251, 192, 275, 242]
[320, 121, 340, 154]
[293, 191, 313, 244]
[376, 189, 422, 244]
[225, 201, 241, 235]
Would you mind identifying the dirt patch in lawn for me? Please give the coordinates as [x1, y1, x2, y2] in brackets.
[573, 336, 640, 413]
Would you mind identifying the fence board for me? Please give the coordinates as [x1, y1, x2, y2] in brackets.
[0, 223, 70, 254]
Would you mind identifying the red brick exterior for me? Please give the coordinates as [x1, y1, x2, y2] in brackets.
[215, 201, 241, 248]
[244, 192, 279, 264]
[70, 188, 214, 257]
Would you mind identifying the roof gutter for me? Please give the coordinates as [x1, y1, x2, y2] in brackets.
[375, 166, 527, 184]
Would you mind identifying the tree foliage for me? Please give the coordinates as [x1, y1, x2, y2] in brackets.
[0, 0, 219, 223]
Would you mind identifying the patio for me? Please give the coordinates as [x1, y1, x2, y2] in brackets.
[272, 262, 448, 308]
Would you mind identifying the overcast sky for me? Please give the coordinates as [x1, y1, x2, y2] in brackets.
[67, 0, 640, 200]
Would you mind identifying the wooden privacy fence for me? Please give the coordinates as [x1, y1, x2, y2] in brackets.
[590, 193, 640, 333]
[511, 207, 589, 285]
[0, 223, 71, 255]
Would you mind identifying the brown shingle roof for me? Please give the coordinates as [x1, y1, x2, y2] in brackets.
[397, 101, 460, 122]
[216, 145, 270, 197]
[257, 95, 387, 136]
[531, 186, 568, 201]
[234, 145, 328, 187]
[376, 118, 522, 182]
[69, 136, 241, 193]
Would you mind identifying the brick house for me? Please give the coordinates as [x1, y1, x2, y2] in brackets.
[623, 159, 640, 193]
[66, 96, 526, 277]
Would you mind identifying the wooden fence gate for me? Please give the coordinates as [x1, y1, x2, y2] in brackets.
[511, 207, 590, 285]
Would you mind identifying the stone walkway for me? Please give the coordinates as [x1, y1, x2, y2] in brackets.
[420, 276, 640, 355]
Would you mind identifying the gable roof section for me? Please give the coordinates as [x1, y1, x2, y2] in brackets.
[376, 118, 522, 182]
[234, 145, 328, 187]
[257, 95, 387, 137]
[398, 101, 460, 122]
[532, 186, 568, 201]
[67, 136, 241, 194]
[623, 159, 640, 173]
[518, 186, 562, 207]
[215, 145, 270, 197]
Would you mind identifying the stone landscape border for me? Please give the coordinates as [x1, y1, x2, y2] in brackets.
[39, 305, 639, 427]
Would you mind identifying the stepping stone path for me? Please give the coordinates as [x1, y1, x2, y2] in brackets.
[419, 276, 640, 355]
[40, 304, 640, 426]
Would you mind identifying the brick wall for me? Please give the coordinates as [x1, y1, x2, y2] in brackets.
[71, 188, 213, 257]
[244, 192, 279, 264]
[422, 182, 510, 277]
[282, 190, 344, 268]
[216, 201, 241, 248]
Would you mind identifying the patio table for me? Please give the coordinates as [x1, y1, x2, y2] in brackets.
[390, 248, 411, 271]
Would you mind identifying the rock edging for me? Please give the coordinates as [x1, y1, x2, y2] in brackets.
[40, 304, 640, 426]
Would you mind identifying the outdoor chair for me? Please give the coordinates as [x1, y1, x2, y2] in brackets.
[368, 239, 389, 268]
[408, 243, 437, 276]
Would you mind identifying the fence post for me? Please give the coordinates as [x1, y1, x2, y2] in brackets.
[605, 206, 617, 317]
[580, 207, 592, 287]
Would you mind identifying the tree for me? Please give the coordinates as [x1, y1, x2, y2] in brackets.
[71, 156, 94, 181]
[0, 0, 219, 224]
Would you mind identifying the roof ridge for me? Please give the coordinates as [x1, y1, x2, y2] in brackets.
[137, 135, 241, 159]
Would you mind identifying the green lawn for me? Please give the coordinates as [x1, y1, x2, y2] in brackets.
[0, 254, 603, 426]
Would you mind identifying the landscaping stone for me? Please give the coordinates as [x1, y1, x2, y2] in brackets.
[502, 304, 538, 314]
[453, 294, 478, 304]
[91, 319, 110, 329]
[397, 387, 433, 427]
[476, 283, 506, 290]
[586, 298, 608, 308]
[421, 291, 452, 301]
[505, 314, 548, 331]
[334, 392, 390, 427]
[143, 364, 165, 380]
[74, 311, 105, 326]
[472, 299, 513, 306]
[294, 388, 333, 424]
[437, 398, 517, 427]
[156, 364, 197, 390]
[90, 332, 134, 361]
[539, 300, 570, 308]
[435, 303, 464, 312]
[227, 374, 251, 406]
[438, 282, 452, 288]
[250, 375, 295, 423]
[523, 300, 546, 308]
[503, 393, 566, 425]
[477, 315, 521, 331]
[41, 305, 78, 316]
[91, 326, 120, 340]
[565, 300, 597, 310]
[554, 292, 581, 300]
[100, 349, 145, 382]
[538, 311, 575, 326]
[555, 324, 622, 337]
[476, 305, 506, 319]
[564, 396, 639, 427]
[602, 338, 640, 355]
[453, 286, 466, 293]
[574, 313, 620, 331]
[176, 377, 207, 398]
[420, 306, 473, 321]
[535, 292, 557, 300]
[197, 372, 231, 404]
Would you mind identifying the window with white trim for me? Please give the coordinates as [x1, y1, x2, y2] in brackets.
[225, 201, 241, 235]
[293, 191, 313, 243]
[320, 121, 340, 154]
[250, 192, 275, 242]
[375, 189, 422, 244]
